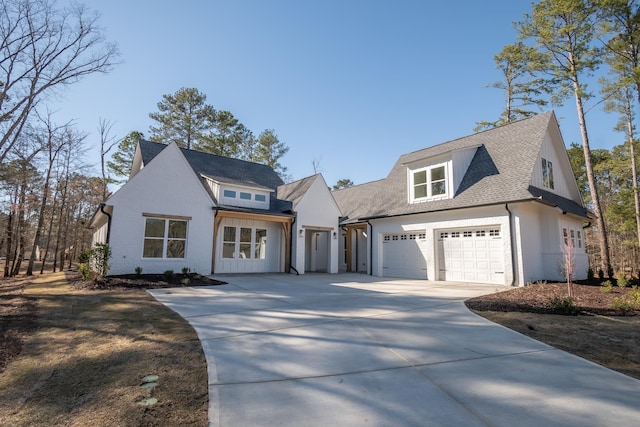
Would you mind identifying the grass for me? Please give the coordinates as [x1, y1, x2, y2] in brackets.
[0, 271, 208, 427]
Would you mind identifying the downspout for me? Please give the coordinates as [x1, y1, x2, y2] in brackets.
[505, 203, 516, 286]
[99, 203, 111, 244]
[366, 220, 373, 276]
[289, 214, 299, 275]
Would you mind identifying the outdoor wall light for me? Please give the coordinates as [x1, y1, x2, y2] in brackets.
[299, 229, 304, 237]
[333, 232, 337, 239]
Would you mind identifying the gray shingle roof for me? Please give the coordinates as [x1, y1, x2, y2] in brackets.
[138, 139, 292, 216]
[333, 112, 589, 222]
[139, 140, 284, 190]
[277, 174, 319, 207]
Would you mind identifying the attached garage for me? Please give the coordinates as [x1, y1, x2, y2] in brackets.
[437, 227, 505, 284]
[382, 232, 428, 279]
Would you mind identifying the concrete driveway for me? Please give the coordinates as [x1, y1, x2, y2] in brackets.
[149, 274, 640, 427]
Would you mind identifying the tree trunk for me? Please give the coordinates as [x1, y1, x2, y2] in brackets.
[40, 189, 59, 274]
[572, 75, 611, 274]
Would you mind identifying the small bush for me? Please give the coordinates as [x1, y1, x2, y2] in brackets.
[182, 267, 190, 275]
[607, 265, 615, 280]
[617, 273, 628, 288]
[587, 268, 595, 282]
[78, 248, 92, 264]
[598, 269, 605, 280]
[134, 266, 143, 276]
[163, 270, 174, 281]
[548, 296, 577, 315]
[600, 280, 613, 293]
[79, 263, 93, 280]
[612, 286, 640, 312]
[181, 278, 190, 286]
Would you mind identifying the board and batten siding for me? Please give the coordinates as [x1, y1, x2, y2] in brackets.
[105, 143, 215, 275]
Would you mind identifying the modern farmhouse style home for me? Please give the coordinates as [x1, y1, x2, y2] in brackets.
[91, 111, 590, 285]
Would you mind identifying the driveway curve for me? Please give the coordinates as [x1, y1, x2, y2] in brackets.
[149, 274, 640, 427]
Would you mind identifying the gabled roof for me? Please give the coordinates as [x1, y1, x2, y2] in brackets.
[138, 140, 284, 190]
[333, 112, 590, 222]
[277, 174, 320, 207]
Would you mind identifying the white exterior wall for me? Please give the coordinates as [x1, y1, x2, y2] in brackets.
[214, 217, 282, 273]
[291, 176, 341, 274]
[451, 147, 478, 193]
[106, 143, 215, 275]
[91, 218, 109, 246]
[511, 203, 544, 284]
[370, 205, 514, 285]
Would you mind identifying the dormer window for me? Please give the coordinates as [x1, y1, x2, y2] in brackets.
[411, 164, 448, 202]
[542, 158, 554, 189]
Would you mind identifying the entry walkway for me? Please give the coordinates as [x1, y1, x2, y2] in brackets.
[149, 274, 640, 427]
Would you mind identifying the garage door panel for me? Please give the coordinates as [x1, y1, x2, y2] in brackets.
[382, 233, 427, 279]
[439, 227, 504, 285]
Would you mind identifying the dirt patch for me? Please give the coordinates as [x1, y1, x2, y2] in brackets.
[467, 282, 640, 380]
[0, 277, 37, 373]
[0, 271, 209, 426]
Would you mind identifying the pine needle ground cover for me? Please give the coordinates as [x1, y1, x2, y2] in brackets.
[0, 271, 208, 427]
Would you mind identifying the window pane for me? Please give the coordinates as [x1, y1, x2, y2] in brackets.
[168, 220, 187, 238]
[255, 229, 267, 259]
[255, 194, 266, 202]
[542, 159, 549, 187]
[240, 192, 251, 200]
[223, 243, 235, 258]
[223, 226, 236, 242]
[239, 243, 251, 259]
[414, 184, 427, 199]
[548, 161, 554, 189]
[240, 227, 252, 242]
[166, 240, 185, 258]
[145, 218, 165, 238]
[431, 166, 445, 181]
[432, 181, 446, 195]
[413, 170, 426, 185]
[223, 189, 236, 198]
[143, 239, 163, 257]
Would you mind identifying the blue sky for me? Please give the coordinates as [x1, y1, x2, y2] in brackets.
[56, 0, 621, 188]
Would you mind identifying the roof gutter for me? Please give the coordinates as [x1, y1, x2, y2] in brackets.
[366, 220, 373, 276]
[289, 214, 299, 275]
[355, 196, 590, 224]
[505, 203, 516, 286]
[358, 198, 542, 222]
[99, 203, 112, 244]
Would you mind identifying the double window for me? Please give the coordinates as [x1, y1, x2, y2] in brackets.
[222, 226, 267, 259]
[412, 164, 447, 202]
[542, 158, 554, 189]
[143, 217, 188, 258]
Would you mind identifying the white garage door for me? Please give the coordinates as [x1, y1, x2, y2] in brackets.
[438, 227, 504, 284]
[382, 232, 428, 279]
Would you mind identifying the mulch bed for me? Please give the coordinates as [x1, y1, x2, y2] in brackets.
[69, 272, 226, 290]
[466, 281, 640, 316]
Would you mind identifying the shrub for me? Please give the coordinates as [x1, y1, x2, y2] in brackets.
[617, 273, 628, 288]
[600, 280, 613, 293]
[608, 265, 615, 280]
[163, 270, 174, 281]
[79, 263, 92, 280]
[548, 296, 577, 315]
[135, 266, 143, 276]
[181, 278, 190, 286]
[612, 286, 640, 312]
[78, 248, 92, 264]
[182, 267, 190, 275]
[598, 269, 605, 281]
[587, 268, 595, 282]
[91, 243, 111, 277]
